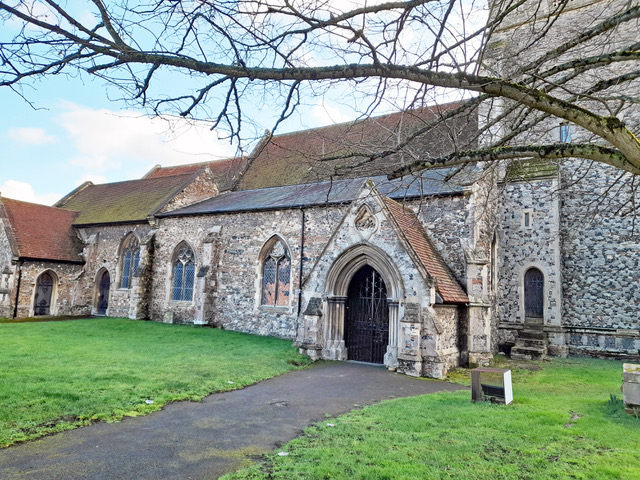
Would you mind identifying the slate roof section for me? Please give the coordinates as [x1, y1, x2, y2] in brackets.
[159, 169, 465, 217]
[235, 102, 477, 191]
[381, 195, 468, 304]
[0, 197, 83, 263]
[144, 158, 247, 192]
[55, 173, 198, 225]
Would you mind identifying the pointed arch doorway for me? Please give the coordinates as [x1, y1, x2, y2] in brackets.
[322, 244, 402, 367]
[345, 265, 389, 364]
[34, 271, 55, 316]
[97, 270, 110, 316]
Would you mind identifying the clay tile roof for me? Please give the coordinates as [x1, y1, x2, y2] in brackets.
[55, 173, 197, 225]
[144, 158, 247, 192]
[1, 197, 83, 263]
[382, 195, 468, 304]
[235, 102, 477, 191]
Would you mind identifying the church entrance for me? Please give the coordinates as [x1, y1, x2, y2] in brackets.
[345, 265, 389, 364]
[524, 267, 544, 320]
[97, 271, 110, 315]
[34, 272, 54, 316]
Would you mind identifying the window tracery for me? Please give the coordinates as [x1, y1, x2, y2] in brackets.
[172, 244, 195, 301]
[119, 235, 140, 289]
[261, 238, 291, 307]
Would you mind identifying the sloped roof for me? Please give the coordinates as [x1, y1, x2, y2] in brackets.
[0, 197, 83, 263]
[55, 173, 198, 225]
[144, 157, 247, 192]
[235, 102, 477, 191]
[159, 170, 465, 217]
[381, 196, 468, 304]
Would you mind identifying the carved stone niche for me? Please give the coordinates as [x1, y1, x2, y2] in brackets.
[354, 205, 376, 233]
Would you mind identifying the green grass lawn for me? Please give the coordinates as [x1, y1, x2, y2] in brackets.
[224, 357, 640, 480]
[0, 317, 310, 447]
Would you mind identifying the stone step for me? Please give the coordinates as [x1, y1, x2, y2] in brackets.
[524, 316, 544, 326]
[511, 345, 546, 361]
[517, 338, 546, 349]
[519, 330, 546, 340]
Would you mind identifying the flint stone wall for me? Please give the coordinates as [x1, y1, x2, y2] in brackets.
[0, 216, 16, 317]
[497, 177, 561, 325]
[12, 261, 85, 318]
[151, 206, 344, 337]
[150, 189, 473, 364]
[487, 0, 640, 357]
[78, 224, 154, 318]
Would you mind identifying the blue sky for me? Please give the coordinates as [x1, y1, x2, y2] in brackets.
[0, 0, 481, 207]
[1, 70, 360, 206]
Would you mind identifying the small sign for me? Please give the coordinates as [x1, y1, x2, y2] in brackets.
[471, 367, 513, 404]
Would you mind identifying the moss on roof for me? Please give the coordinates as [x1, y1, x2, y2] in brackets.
[505, 159, 560, 181]
[236, 103, 477, 191]
[57, 174, 195, 225]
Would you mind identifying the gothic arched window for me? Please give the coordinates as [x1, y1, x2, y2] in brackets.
[171, 244, 196, 301]
[119, 235, 140, 289]
[261, 238, 291, 307]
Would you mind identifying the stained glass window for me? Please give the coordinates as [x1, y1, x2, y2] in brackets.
[172, 244, 195, 301]
[120, 235, 140, 289]
[261, 239, 291, 307]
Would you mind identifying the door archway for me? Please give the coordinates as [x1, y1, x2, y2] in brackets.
[34, 271, 54, 316]
[524, 267, 544, 319]
[97, 270, 111, 315]
[345, 265, 389, 364]
[322, 244, 402, 366]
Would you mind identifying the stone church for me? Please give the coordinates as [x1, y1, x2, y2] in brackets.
[0, 0, 638, 378]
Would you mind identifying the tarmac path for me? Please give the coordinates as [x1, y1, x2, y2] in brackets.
[0, 362, 464, 480]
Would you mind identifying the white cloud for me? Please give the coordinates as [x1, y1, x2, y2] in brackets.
[54, 102, 237, 177]
[310, 103, 355, 126]
[75, 174, 108, 186]
[0, 180, 61, 206]
[8, 127, 56, 145]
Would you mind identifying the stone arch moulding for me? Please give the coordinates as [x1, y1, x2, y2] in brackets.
[325, 243, 404, 299]
[321, 243, 404, 368]
[256, 234, 293, 310]
[32, 269, 59, 316]
[116, 231, 141, 257]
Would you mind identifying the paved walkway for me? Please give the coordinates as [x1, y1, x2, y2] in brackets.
[0, 362, 464, 480]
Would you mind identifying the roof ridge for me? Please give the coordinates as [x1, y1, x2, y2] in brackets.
[265, 101, 466, 141]
[54, 181, 93, 208]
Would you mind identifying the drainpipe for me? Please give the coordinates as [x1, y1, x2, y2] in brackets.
[297, 207, 305, 317]
[12, 260, 23, 319]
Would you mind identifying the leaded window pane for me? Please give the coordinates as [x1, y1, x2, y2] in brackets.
[261, 238, 292, 307]
[121, 250, 132, 289]
[133, 249, 140, 274]
[276, 257, 290, 306]
[262, 257, 277, 305]
[172, 261, 184, 300]
[183, 261, 195, 301]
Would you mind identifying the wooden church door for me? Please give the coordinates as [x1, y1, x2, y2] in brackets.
[524, 267, 544, 319]
[345, 265, 389, 364]
[34, 272, 54, 316]
[97, 271, 110, 315]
